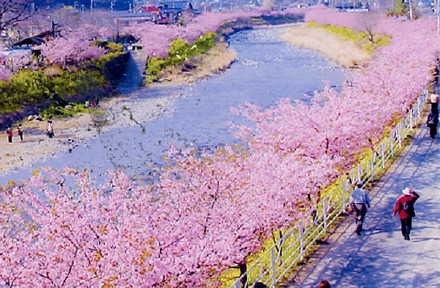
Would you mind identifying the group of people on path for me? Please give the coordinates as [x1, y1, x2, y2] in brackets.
[349, 181, 420, 241]
[5, 120, 55, 143]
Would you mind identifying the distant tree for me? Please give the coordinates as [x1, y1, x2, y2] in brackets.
[0, 0, 33, 33]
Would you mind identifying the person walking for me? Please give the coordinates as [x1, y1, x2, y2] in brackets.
[430, 93, 439, 115]
[392, 187, 420, 241]
[349, 181, 371, 236]
[17, 124, 24, 142]
[6, 127, 13, 143]
[426, 111, 438, 138]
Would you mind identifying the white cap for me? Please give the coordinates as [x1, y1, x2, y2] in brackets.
[402, 187, 412, 195]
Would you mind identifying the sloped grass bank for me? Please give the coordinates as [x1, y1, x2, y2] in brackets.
[307, 22, 391, 54]
[0, 46, 126, 130]
[145, 31, 225, 84]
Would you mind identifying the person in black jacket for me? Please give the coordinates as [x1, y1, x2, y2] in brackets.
[427, 112, 438, 138]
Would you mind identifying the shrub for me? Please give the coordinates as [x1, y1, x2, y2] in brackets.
[40, 102, 93, 119]
[145, 32, 220, 83]
[0, 65, 109, 115]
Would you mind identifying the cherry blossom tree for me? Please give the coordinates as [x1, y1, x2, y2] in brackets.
[2, 9, 440, 287]
[124, 10, 269, 58]
[37, 32, 106, 66]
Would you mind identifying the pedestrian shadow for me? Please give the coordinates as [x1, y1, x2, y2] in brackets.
[407, 237, 440, 243]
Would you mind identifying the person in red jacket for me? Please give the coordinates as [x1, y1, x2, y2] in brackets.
[6, 127, 13, 143]
[392, 187, 420, 241]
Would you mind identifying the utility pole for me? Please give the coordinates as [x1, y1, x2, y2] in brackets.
[51, 21, 57, 38]
[437, 0, 440, 33]
[408, 0, 413, 20]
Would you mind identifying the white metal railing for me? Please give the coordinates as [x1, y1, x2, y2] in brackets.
[228, 90, 428, 288]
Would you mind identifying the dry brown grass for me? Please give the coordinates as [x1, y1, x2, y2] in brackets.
[280, 24, 370, 68]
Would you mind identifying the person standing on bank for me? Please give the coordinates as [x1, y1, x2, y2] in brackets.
[349, 181, 371, 236]
[392, 187, 420, 241]
[6, 127, 13, 143]
[427, 111, 438, 138]
[17, 124, 24, 142]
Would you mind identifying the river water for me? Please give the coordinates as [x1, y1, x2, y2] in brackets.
[1, 25, 346, 184]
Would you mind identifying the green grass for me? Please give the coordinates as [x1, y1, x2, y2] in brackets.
[145, 32, 219, 84]
[39, 102, 95, 120]
[307, 22, 391, 54]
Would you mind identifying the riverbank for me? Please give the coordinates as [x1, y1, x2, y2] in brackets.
[149, 42, 237, 87]
[0, 25, 365, 180]
[280, 24, 370, 68]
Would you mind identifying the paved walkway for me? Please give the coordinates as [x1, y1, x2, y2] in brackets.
[288, 116, 440, 287]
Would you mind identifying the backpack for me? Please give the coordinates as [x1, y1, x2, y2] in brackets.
[402, 201, 411, 212]
[402, 200, 415, 217]
[428, 114, 436, 125]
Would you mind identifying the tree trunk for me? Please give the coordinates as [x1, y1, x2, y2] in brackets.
[239, 262, 248, 288]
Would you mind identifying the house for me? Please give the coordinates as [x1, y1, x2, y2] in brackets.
[153, 1, 200, 24]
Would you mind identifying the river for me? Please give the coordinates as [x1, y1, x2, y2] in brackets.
[0, 25, 346, 184]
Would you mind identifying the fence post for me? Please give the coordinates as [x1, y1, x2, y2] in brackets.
[390, 134, 395, 157]
[299, 223, 304, 261]
[370, 153, 375, 179]
[323, 199, 328, 231]
[357, 164, 363, 183]
[397, 125, 402, 147]
[380, 141, 385, 168]
[342, 180, 348, 212]
[402, 118, 409, 138]
[271, 247, 277, 287]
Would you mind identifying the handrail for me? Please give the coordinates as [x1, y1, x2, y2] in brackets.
[229, 89, 428, 288]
